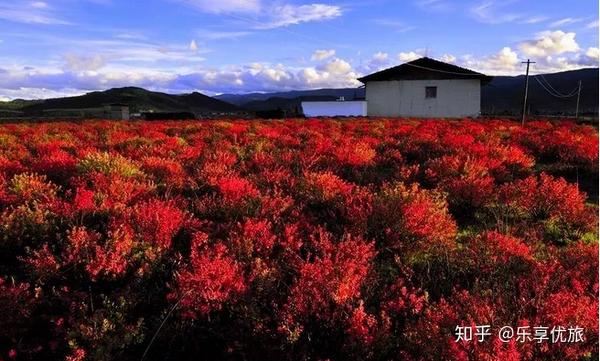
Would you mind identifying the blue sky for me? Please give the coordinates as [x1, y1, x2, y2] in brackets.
[0, 0, 597, 99]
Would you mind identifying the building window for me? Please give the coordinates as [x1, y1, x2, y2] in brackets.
[425, 86, 437, 99]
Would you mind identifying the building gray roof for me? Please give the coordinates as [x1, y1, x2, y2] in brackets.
[358, 57, 492, 84]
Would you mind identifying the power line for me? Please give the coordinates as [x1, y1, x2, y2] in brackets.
[534, 76, 578, 97]
[534, 74, 579, 97]
[536, 73, 560, 94]
[402, 62, 485, 76]
[533, 76, 576, 98]
[532, 76, 578, 98]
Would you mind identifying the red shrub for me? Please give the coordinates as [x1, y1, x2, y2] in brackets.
[72, 186, 96, 212]
[345, 302, 379, 346]
[302, 171, 354, 202]
[0, 156, 24, 176]
[216, 175, 260, 205]
[230, 218, 277, 259]
[0, 277, 36, 335]
[170, 243, 246, 318]
[31, 149, 77, 181]
[465, 231, 533, 267]
[383, 276, 428, 317]
[279, 233, 375, 340]
[493, 173, 596, 243]
[426, 155, 495, 208]
[0, 118, 595, 361]
[8, 173, 58, 205]
[63, 225, 133, 280]
[128, 199, 187, 250]
[71, 172, 156, 210]
[141, 156, 187, 188]
[334, 140, 376, 167]
[372, 182, 457, 257]
[537, 290, 598, 359]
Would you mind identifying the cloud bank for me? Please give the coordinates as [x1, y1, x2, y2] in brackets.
[0, 27, 597, 99]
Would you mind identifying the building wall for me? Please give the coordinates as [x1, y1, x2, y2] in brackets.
[365, 79, 481, 117]
[301, 101, 367, 117]
[120, 107, 130, 121]
[105, 106, 130, 120]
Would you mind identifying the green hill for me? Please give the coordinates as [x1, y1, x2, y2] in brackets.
[0, 87, 240, 117]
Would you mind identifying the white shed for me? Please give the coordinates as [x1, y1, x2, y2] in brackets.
[301, 99, 367, 117]
[358, 57, 491, 118]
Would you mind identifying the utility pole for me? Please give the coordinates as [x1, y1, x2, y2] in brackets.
[575, 80, 582, 120]
[521, 59, 535, 126]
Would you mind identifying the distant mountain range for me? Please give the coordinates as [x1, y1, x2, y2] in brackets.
[0, 87, 240, 117]
[216, 68, 599, 116]
[0, 68, 597, 118]
[482, 68, 598, 115]
[216, 88, 366, 107]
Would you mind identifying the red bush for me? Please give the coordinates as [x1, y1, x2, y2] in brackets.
[491, 173, 596, 243]
[279, 232, 375, 341]
[0, 118, 595, 361]
[372, 182, 457, 258]
[171, 243, 246, 318]
[128, 199, 187, 250]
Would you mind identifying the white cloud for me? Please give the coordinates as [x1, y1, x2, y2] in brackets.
[549, 18, 583, 28]
[470, 1, 522, 24]
[484, 47, 519, 72]
[440, 54, 456, 63]
[187, 59, 360, 92]
[461, 47, 519, 75]
[195, 30, 252, 40]
[358, 52, 390, 74]
[586, 47, 599, 61]
[415, 0, 452, 12]
[319, 58, 352, 74]
[398, 51, 424, 62]
[373, 19, 415, 32]
[178, 1, 341, 29]
[60, 38, 209, 65]
[63, 54, 107, 72]
[372, 52, 389, 63]
[1, 33, 597, 100]
[0, 65, 178, 96]
[0, 2, 71, 25]
[519, 30, 580, 57]
[189, 39, 199, 52]
[587, 20, 599, 29]
[8, 33, 208, 72]
[521, 16, 549, 24]
[259, 4, 342, 29]
[84, 0, 114, 5]
[114, 32, 147, 40]
[0, 53, 362, 99]
[176, 0, 261, 14]
[31, 2, 48, 9]
[311, 49, 336, 61]
[459, 42, 597, 75]
[0, 87, 89, 100]
[531, 56, 594, 73]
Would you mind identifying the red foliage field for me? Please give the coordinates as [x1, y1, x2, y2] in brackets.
[0, 118, 597, 361]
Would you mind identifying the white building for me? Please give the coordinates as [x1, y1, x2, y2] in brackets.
[358, 57, 491, 118]
[301, 98, 367, 117]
